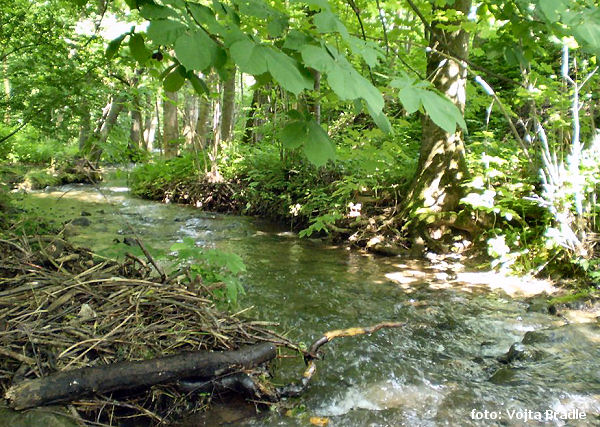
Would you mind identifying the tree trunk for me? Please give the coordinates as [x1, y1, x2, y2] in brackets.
[220, 69, 236, 143]
[77, 106, 91, 152]
[183, 89, 199, 149]
[82, 93, 127, 163]
[163, 90, 179, 159]
[207, 79, 222, 179]
[242, 88, 260, 144]
[3, 58, 10, 124]
[195, 95, 210, 150]
[401, 0, 471, 247]
[129, 103, 143, 155]
[142, 93, 155, 152]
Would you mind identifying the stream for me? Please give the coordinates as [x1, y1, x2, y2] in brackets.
[16, 175, 600, 426]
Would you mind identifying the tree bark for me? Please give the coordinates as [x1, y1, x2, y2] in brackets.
[195, 95, 210, 150]
[220, 69, 236, 143]
[129, 101, 143, 154]
[6, 343, 276, 410]
[82, 93, 127, 163]
[208, 79, 222, 178]
[142, 93, 155, 152]
[183, 88, 199, 149]
[163, 90, 179, 159]
[242, 88, 260, 144]
[401, 0, 471, 247]
[77, 106, 91, 152]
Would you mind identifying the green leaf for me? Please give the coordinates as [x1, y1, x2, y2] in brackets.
[139, 3, 176, 19]
[300, 44, 335, 73]
[283, 30, 312, 51]
[327, 62, 383, 113]
[398, 86, 422, 114]
[230, 39, 268, 75]
[146, 19, 186, 45]
[313, 11, 349, 38]
[128, 33, 150, 63]
[537, 0, 567, 22]
[420, 91, 466, 133]
[281, 121, 307, 149]
[188, 72, 209, 95]
[174, 30, 216, 71]
[346, 35, 382, 67]
[366, 103, 393, 134]
[267, 17, 288, 38]
[265, 49, 313, 95]
[303, 120, 335, 167]
[187, 3, 225, 35]
[290, 0, 330, 11]
[163, 66, 186, 92]
[106, 34, 126, 59]
[574, 21, 600, 54]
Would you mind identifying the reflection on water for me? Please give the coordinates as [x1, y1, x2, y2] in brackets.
[18, 179, 600, 426]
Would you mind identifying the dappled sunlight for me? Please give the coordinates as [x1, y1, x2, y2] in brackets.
[454, 271, 557, 297]
[29, 189, 126, 204]
[385, 261, 558, 298]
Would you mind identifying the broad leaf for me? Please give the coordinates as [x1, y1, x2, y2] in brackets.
[174, 30, 216, 71]
[398, 86, 422, 114]
[187, 3, 225, 35]
[146, 19, 186, 45]
[230, 39, 268, 75]
[303, 120, 335, 167]
[421, 91, 466, 133]
[106, 34, 126, 59]
[163, 66, 186, 92]
[313, 11, 349, 38]
[128, 33, 150, 63]
[265, 49, 313, 95]
[300, 44, 335, 73]
[139, 3, 176, 19]
[366, 103, 393, 135]
[188, 72, 209, 96]
[281, 121, 307, 149]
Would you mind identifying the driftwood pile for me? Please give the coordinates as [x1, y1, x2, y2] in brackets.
[0, 235, 286, 424]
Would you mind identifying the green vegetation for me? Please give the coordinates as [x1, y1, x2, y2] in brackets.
[0, 0, 599, 285]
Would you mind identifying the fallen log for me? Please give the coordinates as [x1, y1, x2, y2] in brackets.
[6, 342, 276, 410]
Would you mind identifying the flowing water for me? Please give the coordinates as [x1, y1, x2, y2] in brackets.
[16, 176, 600, 426]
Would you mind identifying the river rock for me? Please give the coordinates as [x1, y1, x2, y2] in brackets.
[71, 217, 91, 226]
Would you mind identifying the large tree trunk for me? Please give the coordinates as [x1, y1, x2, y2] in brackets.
[163, 90, 179, 159]
[400, 0, 472, 248]
[220, 69, 236, 143]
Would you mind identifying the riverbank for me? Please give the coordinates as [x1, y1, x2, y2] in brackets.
[128, 153, 420, 257]
[0, 232, 287, 425]
[4, 177, 600, 425]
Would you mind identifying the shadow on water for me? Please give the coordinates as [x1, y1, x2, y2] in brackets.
[17, 179, 600, 426]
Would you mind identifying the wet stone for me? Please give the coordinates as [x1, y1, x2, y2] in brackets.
[71, 217, 91, 227]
